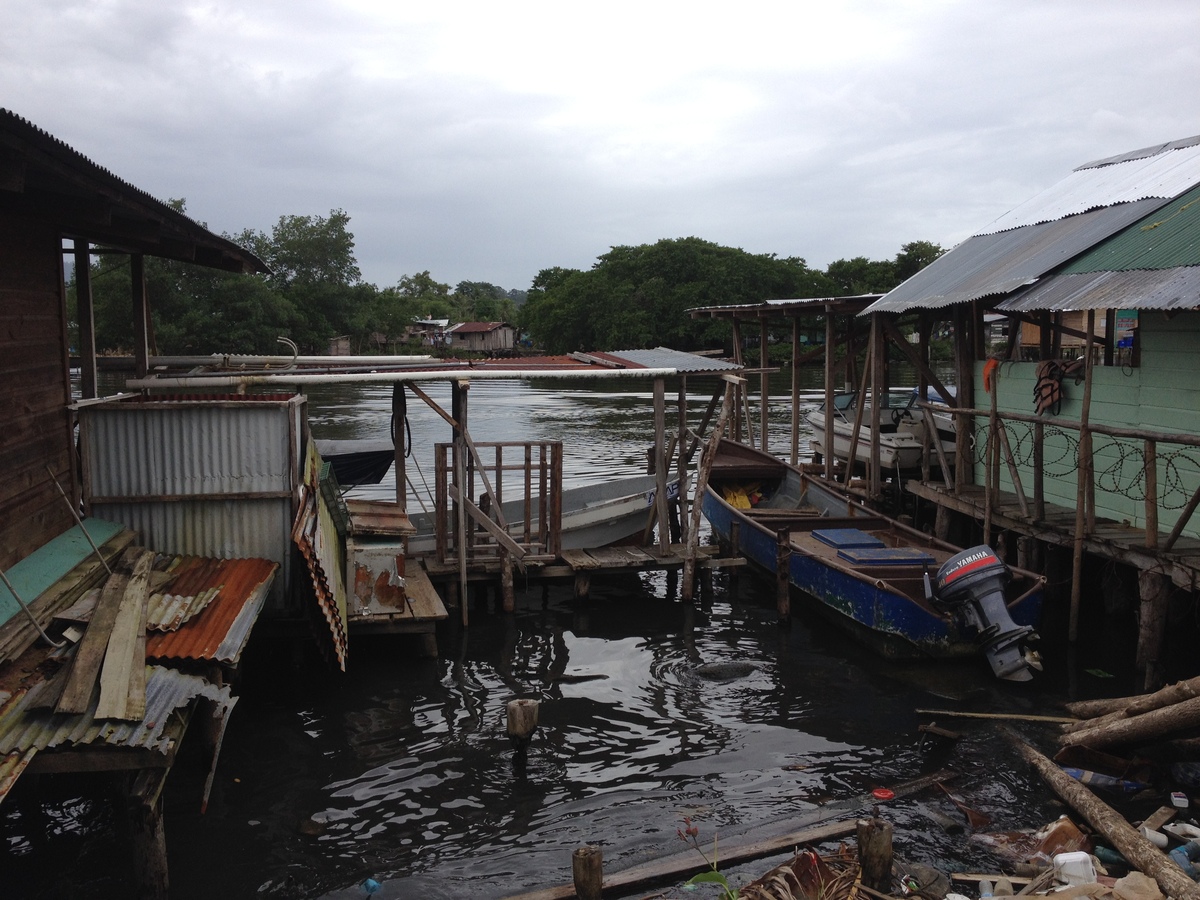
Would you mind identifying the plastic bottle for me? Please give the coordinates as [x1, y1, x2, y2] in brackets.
[978, 878, 993, 898]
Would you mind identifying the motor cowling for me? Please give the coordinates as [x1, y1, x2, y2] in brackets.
[929, 546, 1038, 682]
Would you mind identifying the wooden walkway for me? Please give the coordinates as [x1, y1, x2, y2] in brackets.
[421, 543, 744, 600]
[908, 481, 1200, 588]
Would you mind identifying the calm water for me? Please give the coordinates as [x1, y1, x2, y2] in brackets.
[8, 371, 1142, 899]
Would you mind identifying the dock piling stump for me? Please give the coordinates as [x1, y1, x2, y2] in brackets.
[572, 845, 603, 900]
[857, 817, 893, 894]
[507, 698, 539, 752]
[776, 528, 791, 623]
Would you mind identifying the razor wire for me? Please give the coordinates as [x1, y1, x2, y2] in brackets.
[969, 418, 1200, 510]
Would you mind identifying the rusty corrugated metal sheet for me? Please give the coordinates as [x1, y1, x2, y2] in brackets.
[0, 665, 232, 756]
[145, 556, 277, 665]
[998, 267, 1200, 313]
[293, 446, 348, 670]
[980, 138, 1200, 235]
[0, 747, 37, 804]
[865, 199, 1166, 313]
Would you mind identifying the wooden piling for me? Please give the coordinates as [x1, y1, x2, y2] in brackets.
[856, 817, 893, 895]
[1069, 311, 1096, 643]
[682, 380, 735, 603]
[776, 528, 791, 623]
[572, 846, 603, 900]
[507, 699, 540, 750]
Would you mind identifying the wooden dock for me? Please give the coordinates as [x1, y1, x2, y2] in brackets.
[422, 543, 744, 601]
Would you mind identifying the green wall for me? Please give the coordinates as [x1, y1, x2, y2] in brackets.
[972, 311, 1200, 539]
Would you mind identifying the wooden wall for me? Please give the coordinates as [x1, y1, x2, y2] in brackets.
[975, 311, 1200, 540]
[0, 209, 75, 571]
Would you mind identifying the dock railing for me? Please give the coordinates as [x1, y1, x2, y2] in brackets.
[925, 401, 1200, 552]
[433, 440, 563, 564]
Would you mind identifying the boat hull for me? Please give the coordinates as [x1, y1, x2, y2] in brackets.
[701, 441, 1042, 662]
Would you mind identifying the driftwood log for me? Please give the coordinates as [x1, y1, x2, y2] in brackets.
[1059, 694, 1200, 750]
[1063, 675, 1200, 720]
[1005, 729, 1200, 900]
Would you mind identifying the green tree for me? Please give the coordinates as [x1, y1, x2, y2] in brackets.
[522, 238, 833, 353]
[894, 240, 945, 282]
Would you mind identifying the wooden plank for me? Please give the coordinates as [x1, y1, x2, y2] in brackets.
[560, 549, 600, 571]
[96, 550, 154, 720]
[403, 567, 448, 620]
[55, 555, 137, 715]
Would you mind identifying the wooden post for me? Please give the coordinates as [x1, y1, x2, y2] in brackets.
[869, 314, 884, 497]
[760, 317, 770, 457]
[74, 243, 98, 400]
[731, 319, 744, 442]
[129, 773, 170, 900]
[683, 381, 735, 602]
[857, 817, 893, 894]
[653, 377, 670, 557]
[130, 253, 150, 379]
[984, 370, 998, 544]
[776, 529, 791, 623]
[1145, 439, 1159, 549]
[507, 698, 539, 750]
[847, 327, 874, 486]
[572, 846, 604, 900]
[393, 383, 407, 511]
[823, 307, 835, 480]
[792, 316, 802, 466]
[500, 547, 514, 613]
[1137, 569, 1171, 692]
[677, 380, 689, 544]
[953, 305, 973, 490]
[453, 380, 470, 626]
[1069, 311, 1096, 643]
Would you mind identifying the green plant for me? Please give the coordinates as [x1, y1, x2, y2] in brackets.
[678, 817, 739, 899]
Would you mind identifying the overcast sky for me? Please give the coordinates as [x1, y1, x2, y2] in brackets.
[4, 0, 1199, 291]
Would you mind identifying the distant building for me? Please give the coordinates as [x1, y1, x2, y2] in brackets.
[327, 334, 351, 355]
[447, 321, 516, 353]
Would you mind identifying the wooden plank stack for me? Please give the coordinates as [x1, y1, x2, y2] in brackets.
[55, 547, 155, 721]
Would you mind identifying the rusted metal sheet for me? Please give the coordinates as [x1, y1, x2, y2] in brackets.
[0, 747, 37, 804]
[346, 540, 410, 619]
[77, 395, 303, 612]
[0, 665, 232, 757]
[293, 446, 348, 670]
[145, 556, 277, 666]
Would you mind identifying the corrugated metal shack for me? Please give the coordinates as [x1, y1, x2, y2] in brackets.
[0, 109, 276, 897]
[692, 135, 1200, 693]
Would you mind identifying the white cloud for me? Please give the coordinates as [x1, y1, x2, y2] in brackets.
[2, 0, 1199, 288]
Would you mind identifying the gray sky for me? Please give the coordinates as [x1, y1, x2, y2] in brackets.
[5, 0, 1199, 291]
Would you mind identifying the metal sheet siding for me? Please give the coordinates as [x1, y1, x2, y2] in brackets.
[606, 347, 743, 373]
[1060, 183, 1200, 274]
[998, 268, 1200, 312]
[83, 403, 293, 497]
[979, 143, 1200, 235]
[78, 397, 302, 612]
[0, 666, 232, 756]
[866, 200, 1167, 313]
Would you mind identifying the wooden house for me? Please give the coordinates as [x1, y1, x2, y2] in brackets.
[0, 108, 264, 575]
[447, 320, 515, 352]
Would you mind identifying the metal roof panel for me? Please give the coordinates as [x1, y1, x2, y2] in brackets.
[865, 200, 1166, 313]
[1060, 184, 1200, 273]
[997, 267, 1200, 312]
[979, 143, 1200, 235]
[604, 347, 743, 374]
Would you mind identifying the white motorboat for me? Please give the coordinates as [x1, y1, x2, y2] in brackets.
[807, 388, 955, 471]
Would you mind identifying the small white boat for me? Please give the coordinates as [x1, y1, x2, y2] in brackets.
[404, 473, 677, 554]
[807, 388, 955, 471]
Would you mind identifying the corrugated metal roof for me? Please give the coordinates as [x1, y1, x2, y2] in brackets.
[689, 295, 881, 317]
[0, 665, 232, 756]
[145, 556, 277, 665]
[602, 347, 743, 374]
[293, 448, 348, 670]
[0, 108, 266, 274]
[865, 199, 1166, 313]
[1059, 183, 1200, 274]
[997, 267, 1200, 313]
[979, 141, 1200, 235]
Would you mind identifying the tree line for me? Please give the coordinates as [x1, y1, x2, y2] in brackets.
[68, 202, 941, 356]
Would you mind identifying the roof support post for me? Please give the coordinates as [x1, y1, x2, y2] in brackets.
[759, 317, 769, 458]
[1069, 310, 1096, 643]
[653, 377, 669, 556]
[869, 313, 884, 497]
[74, 242, 98, 400]
[823, 308, 834, 480]
[131, 253, 150, 380]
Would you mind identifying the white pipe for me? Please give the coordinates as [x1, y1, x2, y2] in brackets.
[125, 367, 682, 390]
[148, 353, 433, 367]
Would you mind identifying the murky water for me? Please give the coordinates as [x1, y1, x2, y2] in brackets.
[6, 371, 1146, 899]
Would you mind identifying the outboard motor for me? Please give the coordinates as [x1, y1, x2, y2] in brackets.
[925, 546, 1038, 682]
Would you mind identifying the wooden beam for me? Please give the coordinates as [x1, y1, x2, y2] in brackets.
[96, 550, 153, 720]
[56, 562, 133, 714]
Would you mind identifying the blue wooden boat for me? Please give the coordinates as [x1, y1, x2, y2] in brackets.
[701, 439, 1043, 676]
